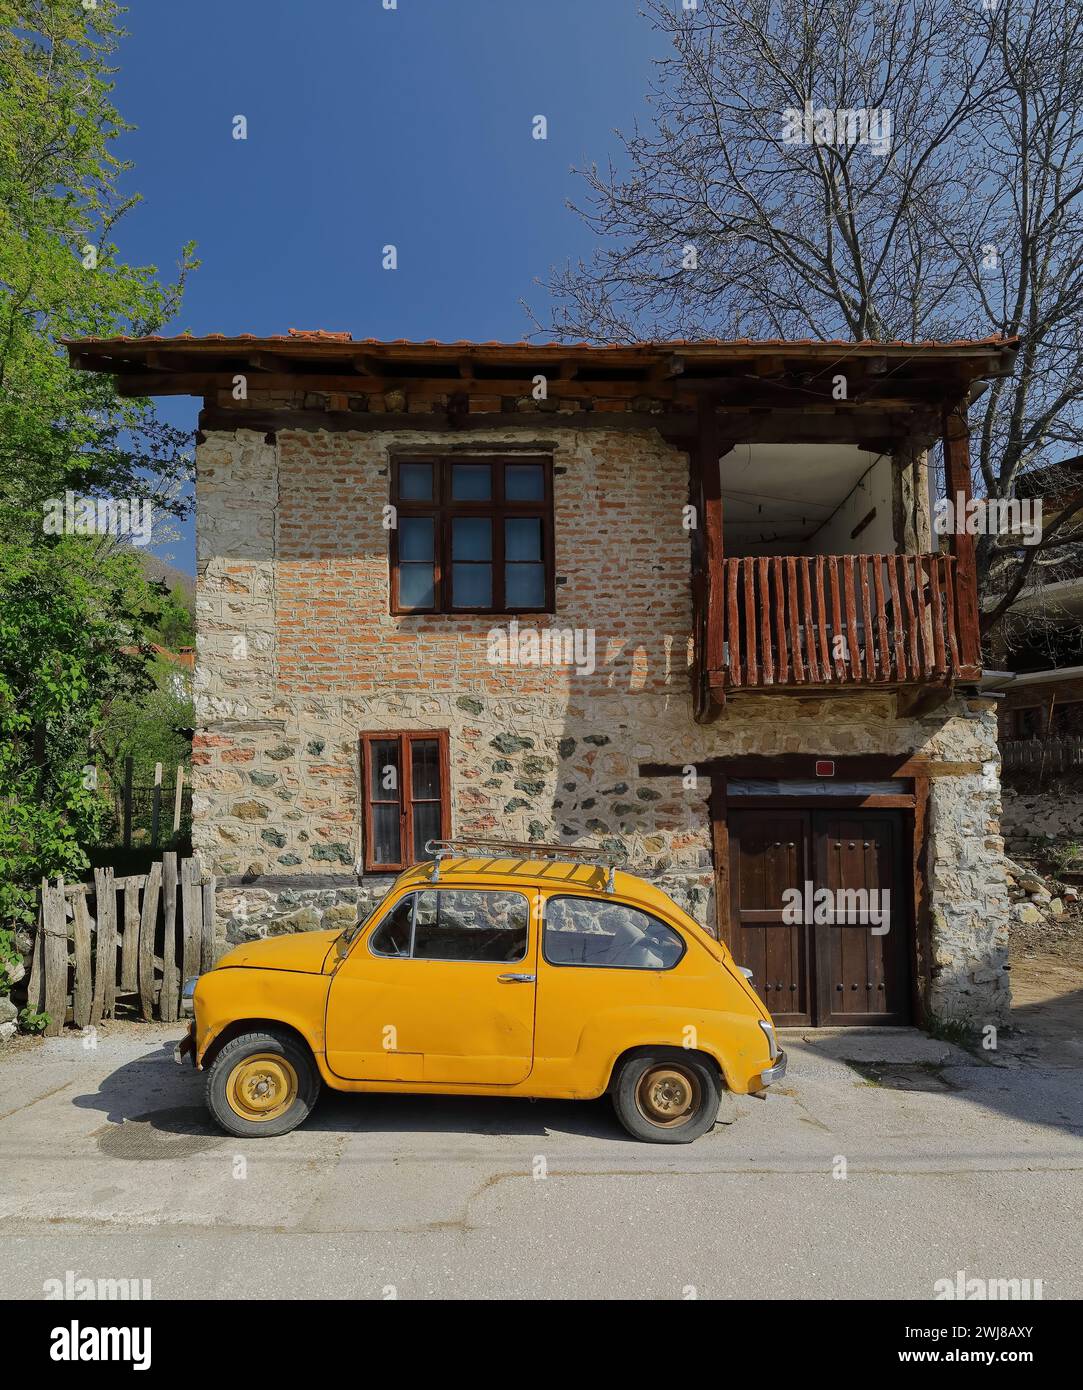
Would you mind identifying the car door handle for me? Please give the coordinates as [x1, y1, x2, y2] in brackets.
[497, 973, 536, 983]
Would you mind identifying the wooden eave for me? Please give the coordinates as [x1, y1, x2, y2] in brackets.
[65, 336, 1019, 421]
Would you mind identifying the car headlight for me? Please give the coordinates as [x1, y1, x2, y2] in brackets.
[180, 976, 200, 1015]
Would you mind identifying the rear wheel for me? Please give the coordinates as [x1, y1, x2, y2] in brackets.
[206, 1030, 320, 1138]
[612, 1049, 722, 1144]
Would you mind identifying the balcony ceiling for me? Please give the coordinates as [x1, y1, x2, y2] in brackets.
[721, 443, 882, 546]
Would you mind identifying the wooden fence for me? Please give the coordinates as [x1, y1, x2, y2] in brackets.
[1002, 735, 1083, 776]
[25, 854, 216, 1035]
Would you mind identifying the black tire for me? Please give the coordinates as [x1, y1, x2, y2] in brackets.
[206, 1029, 320, 1138]
[611, 1048, 723, 1144]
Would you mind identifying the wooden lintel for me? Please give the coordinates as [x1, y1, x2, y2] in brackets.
[197, 406, 701, 437]
[640, 753, 932, 781]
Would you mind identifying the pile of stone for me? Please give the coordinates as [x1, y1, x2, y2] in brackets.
[1003, 854, 1079, 929]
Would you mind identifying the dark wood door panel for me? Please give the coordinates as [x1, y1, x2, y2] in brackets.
[813, 811, 909, 1025]
[728, 810, 810, 1025]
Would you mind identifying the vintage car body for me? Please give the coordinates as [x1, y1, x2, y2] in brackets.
[179, 849, 785, 1143]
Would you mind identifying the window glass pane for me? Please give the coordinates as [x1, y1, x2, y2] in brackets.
[413, 802, 442, 860]
[452, 563, 492, 608]
[505, 563, 545, 608]
[399, 516, 434, 561]
[505, 517, 542, 561]
[370, 803, 402, 865]
[398, 463, 433, 501]
[369, 739, 401, 800]
[451, 463, 492, 500]
[544, 897, 685, 970]
[505, 463, 545, 500]
[452, 516, 492, 560]
[412, 890, 528, 962]
[370, 895, 414, 956]
[411, 739, 441, 800]
[399, 564, 434, 608]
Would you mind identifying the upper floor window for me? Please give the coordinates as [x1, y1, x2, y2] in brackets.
[390, 456, 554, 614]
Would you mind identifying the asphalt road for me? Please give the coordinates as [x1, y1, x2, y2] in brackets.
[1, 1023, 1080, 1300]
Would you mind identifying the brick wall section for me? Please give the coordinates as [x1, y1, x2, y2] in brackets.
[193, 424, 1011, 1025]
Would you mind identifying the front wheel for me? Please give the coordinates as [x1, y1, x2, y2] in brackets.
[611, 1049, 722, 1144]
[206, 1030, 320, 1138]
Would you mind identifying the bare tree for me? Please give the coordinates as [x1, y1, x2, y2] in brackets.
[533, 0, 1083, 647]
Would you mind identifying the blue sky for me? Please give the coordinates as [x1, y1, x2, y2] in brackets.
[111, 0, 666, 575]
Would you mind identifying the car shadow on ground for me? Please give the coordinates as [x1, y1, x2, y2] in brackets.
[69, 1039, 636, 1144]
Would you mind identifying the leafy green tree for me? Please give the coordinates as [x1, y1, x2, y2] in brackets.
[0, 1, 198, 944]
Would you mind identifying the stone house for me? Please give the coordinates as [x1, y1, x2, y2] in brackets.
[70, 331, 1020, 1028]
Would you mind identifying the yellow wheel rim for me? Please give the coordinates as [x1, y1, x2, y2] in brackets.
[225, 1054, 298, 1123]
[635, 1065, 701, 1129]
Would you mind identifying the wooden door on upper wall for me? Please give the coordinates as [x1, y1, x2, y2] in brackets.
[727, 808, 910, 1027]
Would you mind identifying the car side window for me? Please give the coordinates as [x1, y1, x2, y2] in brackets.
[544, 896, 685, 970]
[369, 889, 529, 963]
[369, 895, 414, 957]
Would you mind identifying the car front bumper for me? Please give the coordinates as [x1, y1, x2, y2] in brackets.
[174, 1025, 195, 1067]
[758, 1049, 787, 1087]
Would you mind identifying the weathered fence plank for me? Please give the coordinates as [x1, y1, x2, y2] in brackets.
[42, 878, 68, 1036]
[120, 881, 140, 994]
[201, 876, 217, 973]
[181, 857, 202, 982]
[72, 892, 93, 1029]
[90, 867, 117, 1023]
[138, 861, 162, 1021]
[160, 852, 180, 1023]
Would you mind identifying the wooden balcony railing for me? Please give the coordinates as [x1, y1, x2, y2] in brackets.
[712, 553, 976, 691]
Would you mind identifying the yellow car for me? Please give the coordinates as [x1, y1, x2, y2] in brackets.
[176, 839, 785, 1144]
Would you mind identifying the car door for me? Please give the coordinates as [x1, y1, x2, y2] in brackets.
[325, 886, 538, 1084]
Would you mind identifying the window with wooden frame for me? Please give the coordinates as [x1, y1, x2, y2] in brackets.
[390, 456, 554, 614]
[361, 731, 451, 872]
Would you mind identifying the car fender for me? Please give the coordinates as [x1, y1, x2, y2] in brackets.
[193, 967, 331, 1067]
[571, 1003, 769, 1097]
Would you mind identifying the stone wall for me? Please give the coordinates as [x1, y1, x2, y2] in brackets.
[193, 424, 1010, 1025]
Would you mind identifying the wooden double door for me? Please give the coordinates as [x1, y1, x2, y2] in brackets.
[726, 808, 910, 1026]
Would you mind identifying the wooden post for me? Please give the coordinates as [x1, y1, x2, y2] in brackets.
[72, 891, 93, 1029]
[42, 878, 68, 1036]
[160, 851, 180, 1022]
[150, 761, 163, 848]
[709, 770, 730, 944]
[122, 756, 134, 848]
[201, 874, 217, 973]
[90, 867, 117, 1023]
[172, 764, 185, 836]
[138, 861, 162, 1021]
[942, 402, 982, 674]
[689, 402, 730, 719]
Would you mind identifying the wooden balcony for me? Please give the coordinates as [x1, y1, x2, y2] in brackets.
[703, 553, 982, 700]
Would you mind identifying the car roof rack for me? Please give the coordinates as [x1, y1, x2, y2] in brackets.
[425, 837, 626, 893]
